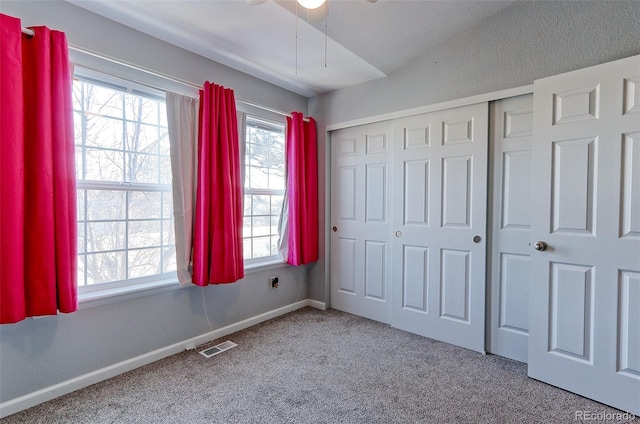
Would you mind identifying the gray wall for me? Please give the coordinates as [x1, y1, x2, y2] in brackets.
[2, 0, 640, 407]
[307, 0, 640, 303]
[0, 0, 309, 403]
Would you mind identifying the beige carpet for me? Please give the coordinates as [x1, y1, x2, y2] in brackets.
[2, 307, 632, 423]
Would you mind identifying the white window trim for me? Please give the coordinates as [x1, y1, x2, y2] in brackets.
[70, 65, 294, 309]
[75, 68, 177, 304]
[78, 276, 180, 309]
[242, 113, 287, 265]
[78, 261, 293, 310]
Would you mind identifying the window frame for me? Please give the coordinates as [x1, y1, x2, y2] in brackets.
[242, 114, 287, 266]
[69, 64, 292, 308]
[73, 67, 178, 299]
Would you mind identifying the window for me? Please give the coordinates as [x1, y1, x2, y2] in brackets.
[73, 70, 176, 292]
[243, 117, 285, 262]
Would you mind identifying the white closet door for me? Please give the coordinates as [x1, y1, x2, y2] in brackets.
[529, 54, 640, 414]
[487, 95, 533, 362]
[391, 103, 488, 353]
[330, 121, 393, 323]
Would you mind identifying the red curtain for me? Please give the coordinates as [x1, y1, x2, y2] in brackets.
[0, 15, 77, 323]
[285, 112, 318, 266]
[192, 82, 244, 285]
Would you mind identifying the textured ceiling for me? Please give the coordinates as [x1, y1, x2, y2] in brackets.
[68, 0, 516, 97]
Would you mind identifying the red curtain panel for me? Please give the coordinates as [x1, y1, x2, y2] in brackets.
[286, 112, 318, 266]
[0, 14, 77, 323]
[192, 83, 244, 285]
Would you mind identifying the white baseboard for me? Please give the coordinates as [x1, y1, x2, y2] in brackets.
[306, 299, 326, 310]
[0, 299, 326, 419]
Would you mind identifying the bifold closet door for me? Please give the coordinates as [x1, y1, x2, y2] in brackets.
[330, 121, 393, 324]
[529, 54, 640, 414]
[391, 103, 488, 353]
[487, 94, 533, 363]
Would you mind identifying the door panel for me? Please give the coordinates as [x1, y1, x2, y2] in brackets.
[391, 102, 488, 353]
[529, 54, 640, 414]
[498, 253, 529, 334]
[440, 249, 471, 322]
[402, 245, 429, 313]
[338, 166, 356, 220]
[619, 270, 640, 377]
[335, 238, 356, 293]
[502, 152, 531, 228]
[365, 164, 387, 222]
[364, 241, 386, 300]
[621, 133, 640, 238]
[403, 160, 430, 225]
[551, 138, 596, 234]
[549, 262, 594, 361]
[442, 156, 472, 228]
[330, 121, 393, 323]
[487, 94, 533, 362]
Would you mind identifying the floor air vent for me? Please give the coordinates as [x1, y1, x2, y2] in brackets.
[199, 340, 237, 358]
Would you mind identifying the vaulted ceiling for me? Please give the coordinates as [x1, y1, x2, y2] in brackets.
[68, 0, 516, 97]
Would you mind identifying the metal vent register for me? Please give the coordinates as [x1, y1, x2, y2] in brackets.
[199, 341, 238, 358]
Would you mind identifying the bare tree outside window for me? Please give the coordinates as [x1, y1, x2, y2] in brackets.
[243, 117, 285, 261]
[74, 75, 176, 288]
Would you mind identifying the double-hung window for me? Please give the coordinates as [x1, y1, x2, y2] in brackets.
[243, 116, 286, 263]
[73, 67, 287, 298]
[73, 69, 176, 294]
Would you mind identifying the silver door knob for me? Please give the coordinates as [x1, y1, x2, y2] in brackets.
[534, 241, 548, 251]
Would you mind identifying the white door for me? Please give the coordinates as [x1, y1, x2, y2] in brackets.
[330, 120, 393, 323]
[486, 95, 533, 363]
[391, 103, 488, 353]
[529, 55, 640, 414]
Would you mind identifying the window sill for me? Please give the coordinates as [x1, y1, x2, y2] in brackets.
[76, 260, 290, 310]
[78, 277, 180, 310]
[244, 258, 289, 275]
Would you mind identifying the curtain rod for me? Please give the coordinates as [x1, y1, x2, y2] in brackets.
[66, 45, 303, 120]
[21, 28, 307, 121]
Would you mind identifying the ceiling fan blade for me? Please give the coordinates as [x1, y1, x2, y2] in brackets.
[366, 0, 378, 2]
[247, 0, 268, 5]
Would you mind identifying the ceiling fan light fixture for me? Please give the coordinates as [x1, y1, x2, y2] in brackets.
[297, 0, 326, 10]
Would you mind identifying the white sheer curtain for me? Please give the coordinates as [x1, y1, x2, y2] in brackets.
[166, 92, 199, 286]
[277, 118, 289, 260]
[237, 110, 247, 259]
[278, 191, 289, 260]
[237, 110, 246, 201]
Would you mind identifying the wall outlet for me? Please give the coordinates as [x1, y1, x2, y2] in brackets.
[269, 276, 278, 289]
